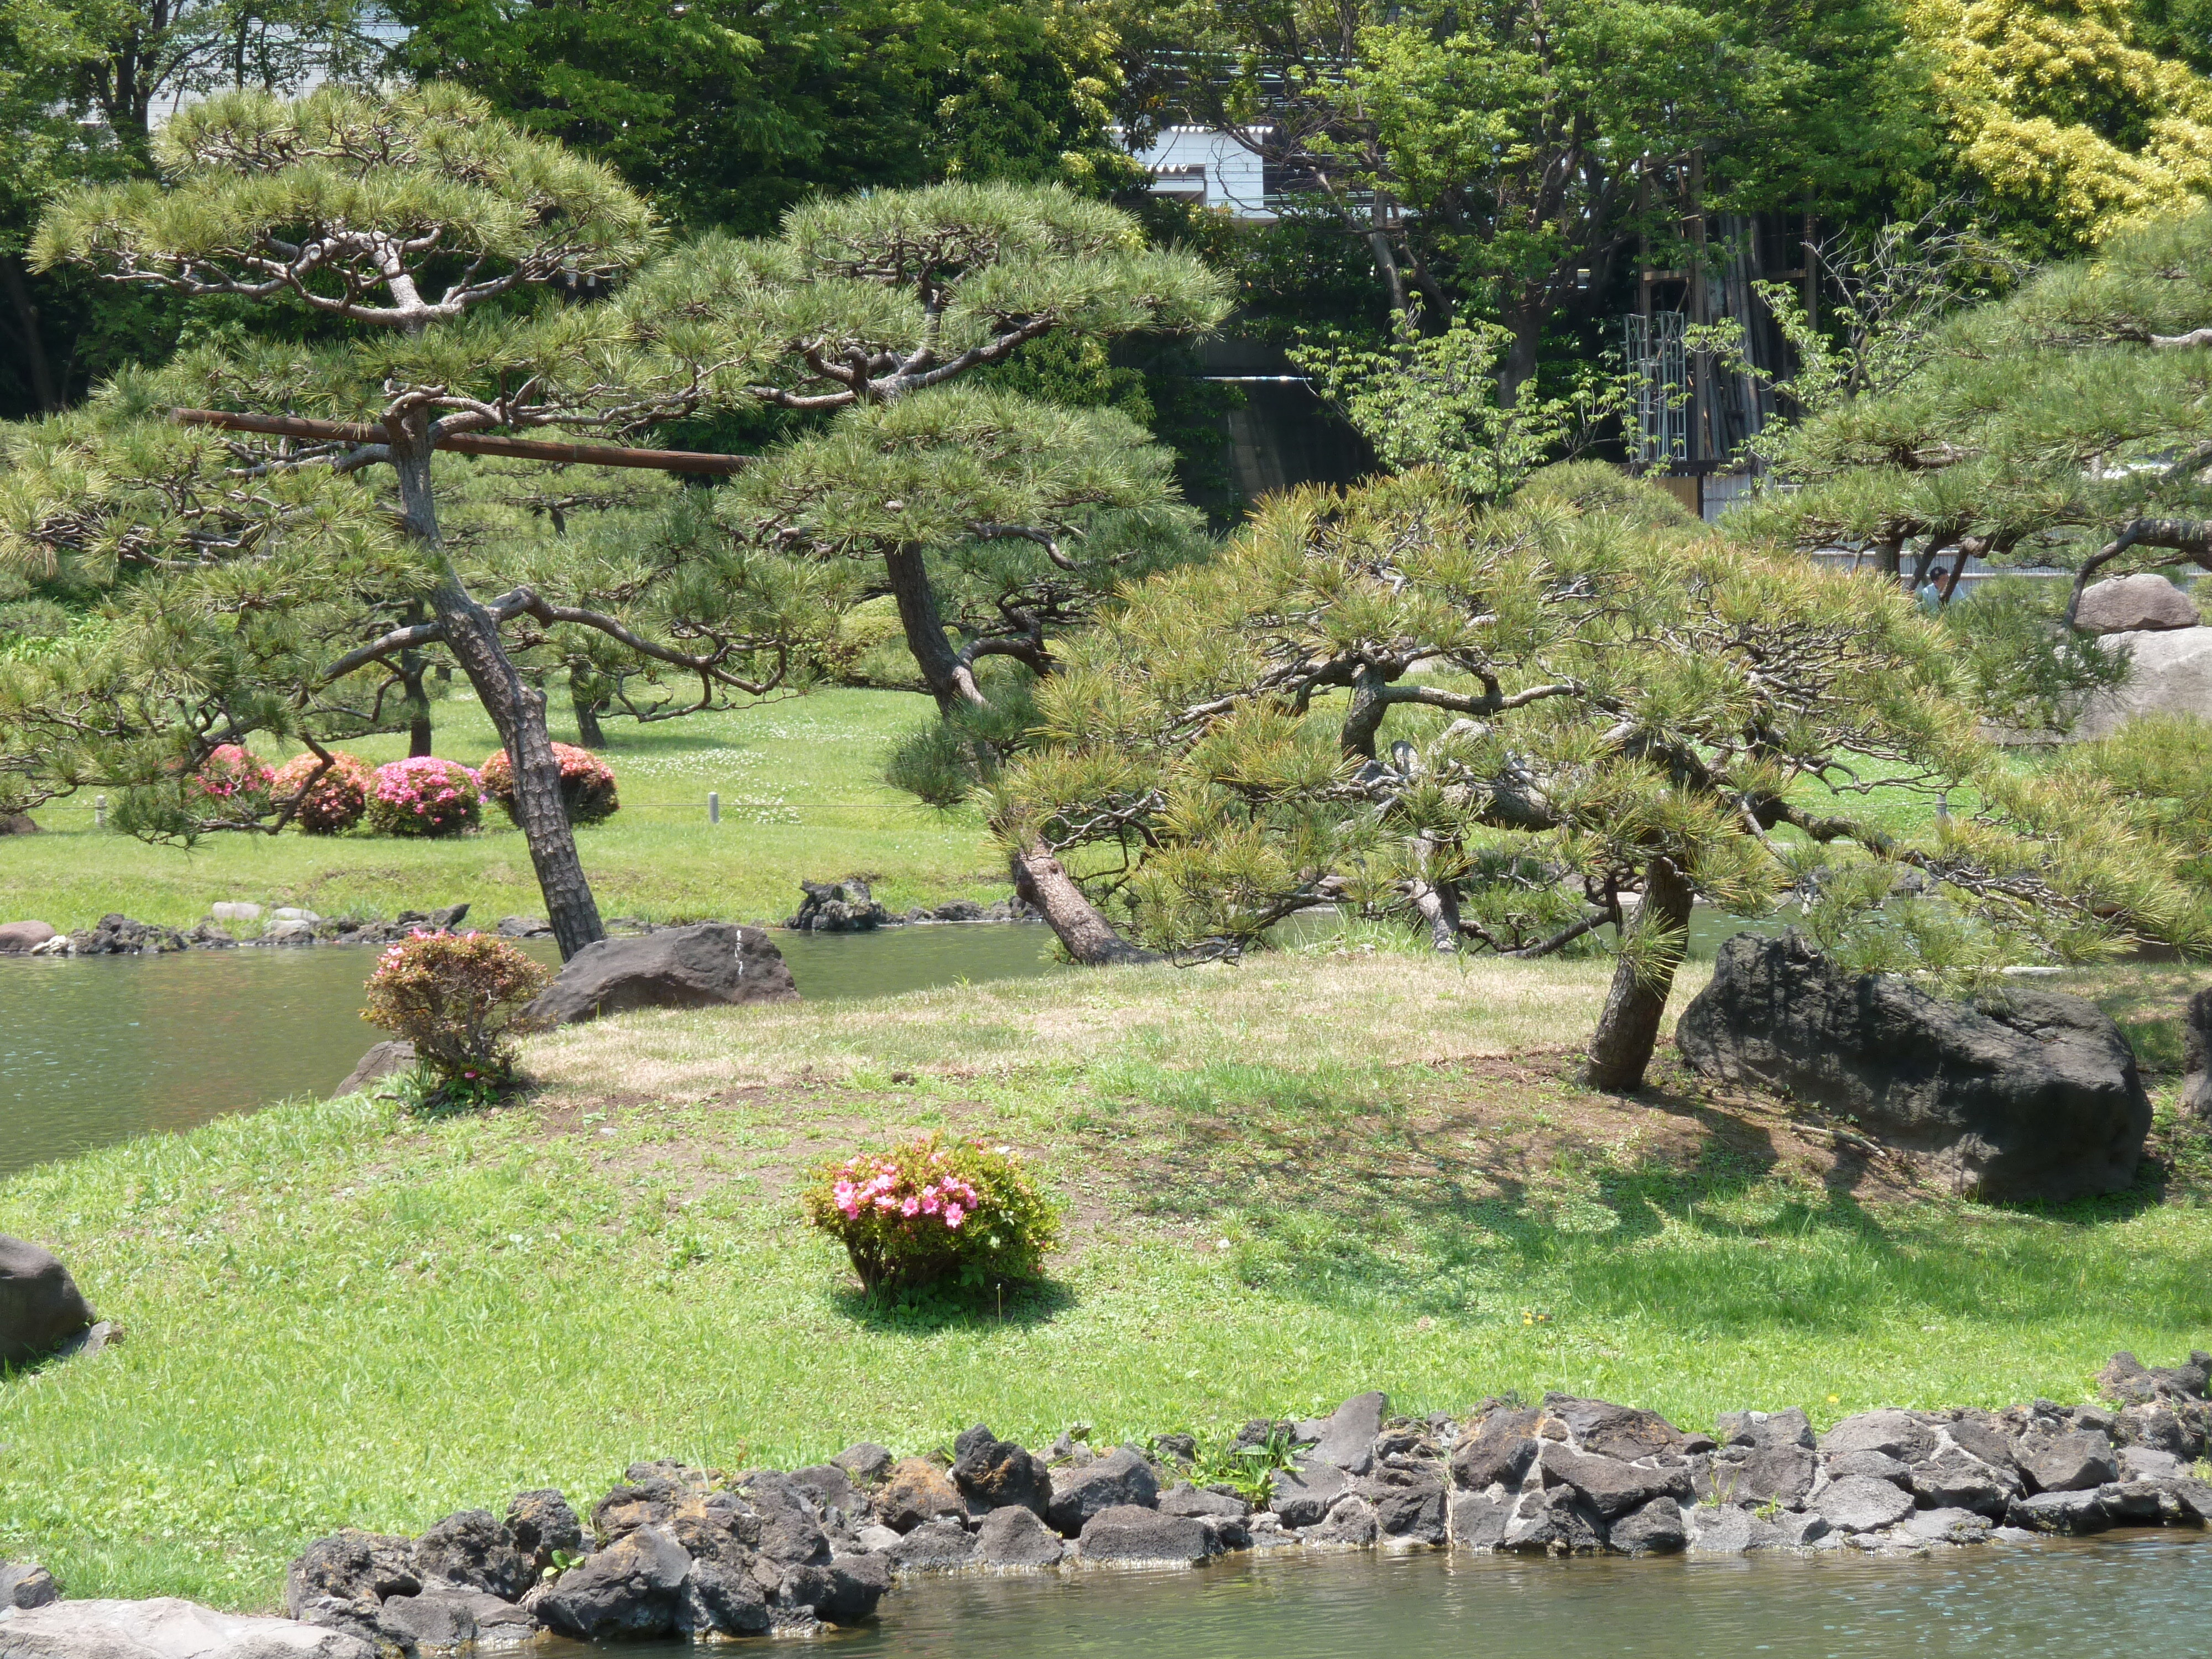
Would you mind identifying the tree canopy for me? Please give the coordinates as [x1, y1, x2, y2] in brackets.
[993, 465, 2201, 1083]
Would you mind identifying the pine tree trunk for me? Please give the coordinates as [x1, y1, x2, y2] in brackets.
[1009, 842, 1159, 966]
[1584, 855, 1694, 1092]
[571, 668, 609, 749]
[388, 420, 605, 959]
[401, 601, 434, 757]
[885, 545, 985, 713]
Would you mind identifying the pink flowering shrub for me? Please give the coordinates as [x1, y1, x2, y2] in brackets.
[801, 1135, 1059, 1295]
[364, 757, 482, 838]
[270, 751, 373, 834]
[186, 744, 274, 813]
[362, 931, 551, 1098]
[478, 743, 619, 826]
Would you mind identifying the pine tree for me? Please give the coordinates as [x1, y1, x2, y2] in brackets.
[994, 465, 2200, 1087]
[11, 84, 1225, 955]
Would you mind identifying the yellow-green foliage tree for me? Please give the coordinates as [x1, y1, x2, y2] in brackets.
[1917, 0, 2212, 246]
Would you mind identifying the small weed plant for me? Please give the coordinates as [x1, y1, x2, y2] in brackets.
[365, 757, 482, 837]
[362, 932, 551, 1103]
[479, 744, 619, 826]
[1191, 1424, 1300, 1505]
[270, 751, 372, 834]
[801, 1134, 1059, 1296]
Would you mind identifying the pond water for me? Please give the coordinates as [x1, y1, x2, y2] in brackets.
[582, 1532, 2210, 1659]
[0, 925, 1061, 1178]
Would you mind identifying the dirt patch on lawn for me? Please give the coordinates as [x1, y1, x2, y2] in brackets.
[523, 1042, 1932, 1236]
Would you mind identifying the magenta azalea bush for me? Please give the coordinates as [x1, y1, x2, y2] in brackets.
[187, 744, 274, 812]
[364, 756, 482, 838]
[478, 743, 619, 826]
[801, 1135, 1059, 1295]
[270, 750, 373, 834]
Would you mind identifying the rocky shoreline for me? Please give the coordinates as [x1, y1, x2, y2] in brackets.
[4, 1350, 2209, 1655]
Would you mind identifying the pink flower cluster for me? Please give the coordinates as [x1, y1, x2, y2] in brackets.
[367, 757, 482, 837]
[830, 1155, 982, 1230]
[190, 744, 274, 802]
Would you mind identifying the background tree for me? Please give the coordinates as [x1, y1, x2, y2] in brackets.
[1914, 0, 2212, 252]
[1738, 202, 2212, 639]
[389, 0, 1140, 236]
[993, 465, 2197, 1084]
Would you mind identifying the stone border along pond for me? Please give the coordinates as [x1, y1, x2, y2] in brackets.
[6, 1352, 2212, 1656]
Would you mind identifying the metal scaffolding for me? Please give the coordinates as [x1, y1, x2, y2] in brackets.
[1623, 310, 1688, 470]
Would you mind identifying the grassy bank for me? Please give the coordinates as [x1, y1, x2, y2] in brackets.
[3, 951, 2207, 1611]
[0, 688, 999, 932]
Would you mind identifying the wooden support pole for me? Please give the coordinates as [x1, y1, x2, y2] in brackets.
[171, 408, 749, 475]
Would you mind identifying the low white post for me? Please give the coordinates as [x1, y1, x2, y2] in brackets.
[707, 791, 721, 825]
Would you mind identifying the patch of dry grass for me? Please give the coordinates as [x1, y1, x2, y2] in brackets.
[524, 950, 1683, 1100]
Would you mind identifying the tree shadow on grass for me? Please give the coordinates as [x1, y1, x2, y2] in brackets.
[1073, 1046, 2212, 1335]
[827, 1275, 1077, 1333]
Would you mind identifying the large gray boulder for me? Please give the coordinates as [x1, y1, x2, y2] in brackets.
[2185, 989, 2211, 1123]
[1676, 932, 2152, 1202]
[525, 924, 797, 1026]
[333, 1042, 416, 1098]
[2075, 573, 2203, 634]
[0, 922, 55, 954]
[0, 1237, 95, 1368]
[2076, 625, 2212, 738]
[0, 1599, 374, 1659]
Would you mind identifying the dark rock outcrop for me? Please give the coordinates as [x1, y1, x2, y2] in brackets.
[787, 878, 890, 933]
[70, 914, 186, 956]
[411, 1510, 532, 1601]
[0, 1237, 95, 1368]
[952, 1423, 1052, 1517]
[505, 1489, 583, 1575]
[525, 923, 798, 1025]
[1045, 1448, 1159, 1538]
[0, 1562, 58, 1610]
[973, 1505, 1066, 1568]
[1676, 931, 2151, 1201]
[535, 1525, 691, 1640]
[1077, 1506, 1215, 1566]
[873, 1458, 966, 1534]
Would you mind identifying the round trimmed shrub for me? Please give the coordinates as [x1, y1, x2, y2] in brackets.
[365, 757, 482, 838]
[363, 931, 551, 1102]
[270, 750, 373, 834]
[478, 743, 619, 826]
[802, 1135, 1059, 1295]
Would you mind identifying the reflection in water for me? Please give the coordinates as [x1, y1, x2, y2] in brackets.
[573, 1533, 2211, 1659]
[0, 926, 1060, 1177]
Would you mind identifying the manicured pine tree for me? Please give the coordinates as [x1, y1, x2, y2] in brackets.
[994, 465, 2200, 1087]
[16, 84, 1226, 956]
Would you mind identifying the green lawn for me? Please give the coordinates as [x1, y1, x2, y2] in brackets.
[0, 687, 1000, 933]
[3, 950, 2207, 1612]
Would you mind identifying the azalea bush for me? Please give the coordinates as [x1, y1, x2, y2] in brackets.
[186, 744, 273, 813]
[362, 932, 552, 1103]
[478, 743, 619, 826]
[801, 1135, 1059, 1295]
[364, 757, 482, 838]
[270, 750, 372, 834]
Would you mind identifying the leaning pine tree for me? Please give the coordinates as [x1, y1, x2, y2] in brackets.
[12, 85, 1227, 957]
[993, 466, 2201, 1088]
